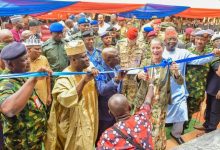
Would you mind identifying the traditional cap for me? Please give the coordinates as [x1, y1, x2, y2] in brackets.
[206, 29, 215, 36]
[82, 30, 94, 38]
[49, 22, 64, 33]
[106, 26, 117, 31]
[127, 27, 138, 40]
[65, 40, 86, 56]
[100, 31, 111, 38]
[117, 17, 126, 21]
[0, 42, 27, 60]
[29, 19, 41, 27]
[69, 15, 75, 20]
[143, 26, 154, 33]
[147, 31, 157, 37]
[24, 39, 42, 46]
[194, 30, 210, 37]
[10, 15, 22, 24]
[185, 28, 194, 35]
[211, 34, 220, 41]
[78, 17, 90, 25]
[90, 20, 98, 25]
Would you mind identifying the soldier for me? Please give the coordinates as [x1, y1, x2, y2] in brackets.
[82, 30, 103, 68]
[106, 25, 118, 46]
[42, 22, 68, 72]
[66, 17, 90, 41]
[97, 31, 113, 51]
[91, 20, 102, 49]
[0, 42, 51, 149]
[116, 27, 145, 110]
[185, 30, 213, 128]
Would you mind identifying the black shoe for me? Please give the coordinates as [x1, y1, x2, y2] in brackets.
[170, 133, 185, 145]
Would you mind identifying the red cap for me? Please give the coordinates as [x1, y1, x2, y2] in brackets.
[127, 27, 138, 40]
[185, 28, 194, 35]
[153, 19, 161, 24]
[117, 17, 125, 21]
[147, 31, 157, 37]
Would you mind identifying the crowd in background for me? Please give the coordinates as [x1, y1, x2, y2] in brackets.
[0, 13, 219, 150]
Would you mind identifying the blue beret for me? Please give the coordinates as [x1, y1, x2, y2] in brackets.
[69, 15, 75, 20]
[0, 42, 27, 60]
[78, 17, 90, 25]
[90, 20, 98, 25]
[144, 26, 154, 33]
[49, 22, 64, 33]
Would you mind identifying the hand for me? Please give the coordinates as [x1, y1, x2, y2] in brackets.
[83, 68, 99, 83]
[117, 70, 128, 80]
[34, 67, 53, 81]
[137, 71, 149, 81]
[216, 90, 220, 100]
[170, 62, 180, 76]
[213, 48, 220, 56]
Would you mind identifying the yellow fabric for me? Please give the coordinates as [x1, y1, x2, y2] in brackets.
[30, 55, 50, 104]
[45, 65, 98, 150]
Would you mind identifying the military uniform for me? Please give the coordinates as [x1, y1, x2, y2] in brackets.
[42, 38, 68, 72]
[116, 38, 146, 108]
[0, 70, 47, 150]
[186, 47, 212, 121]
[135, 59, 183, 150]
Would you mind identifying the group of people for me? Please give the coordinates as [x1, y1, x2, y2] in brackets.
[0, 13, 219, 150]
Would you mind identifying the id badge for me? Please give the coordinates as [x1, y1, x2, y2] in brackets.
[33, 96, 42, 109]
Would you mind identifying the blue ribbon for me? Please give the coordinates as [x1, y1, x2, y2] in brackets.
[0, 53, 214, 79]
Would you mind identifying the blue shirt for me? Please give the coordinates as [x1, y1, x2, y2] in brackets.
[87, 48, 103, 68]
[96, 62, 121, 121]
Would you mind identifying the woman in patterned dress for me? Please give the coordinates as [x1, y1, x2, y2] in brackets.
[134, 38, 184, 150]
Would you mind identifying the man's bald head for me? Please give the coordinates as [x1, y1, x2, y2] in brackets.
[0, 29, 13, 43]
[102, 47, 120, 68]
[108, 94, 130, 118]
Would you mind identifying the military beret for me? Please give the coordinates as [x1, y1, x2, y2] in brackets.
[49, 22, 64, 33]
[143, 26, 154, 33]
[147, 31, 157, 37]
[90, 20, 98, 25]
[78, 17, 90, 25]
[69, 15, 75, 20]
[211, 34, 220, 41]
[82, 30, 94, 38]
[0, 42, 27, 60]
[106, 26, 117, 31]
[100, 31, 111, 38]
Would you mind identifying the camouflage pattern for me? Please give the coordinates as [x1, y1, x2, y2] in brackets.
[116, 38, 146, 108]
[64, 31, 82, 42]
[135, 59, 183, 150]
[42, 38, 68, 72]
[0, 71, 47, 150]
[186, 47, 212, 120]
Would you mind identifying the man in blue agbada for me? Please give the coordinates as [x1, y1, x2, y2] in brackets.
[95, 47, 127, 143]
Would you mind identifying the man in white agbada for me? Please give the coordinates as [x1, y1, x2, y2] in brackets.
[162, 29, 220, 145]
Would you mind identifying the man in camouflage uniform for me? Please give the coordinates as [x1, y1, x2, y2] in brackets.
[186, 30, 213, 126]
[42, 22, 68, 72]
[0, 42, 50, 149]
[116, 27, 145, 110]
